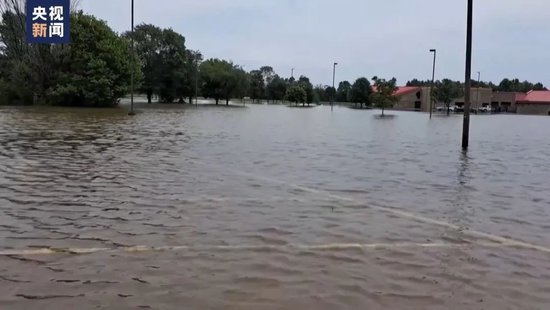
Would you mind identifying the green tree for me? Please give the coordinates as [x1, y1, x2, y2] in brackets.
[126, 25, 186, 103]
[178, 50, 202, 104]
[125, 24, 163, 103]
[325, 86, 336, 103]
[200, 58, 245, 105]
[297, 76, 313, 105]
[406, 79, 432, 87]
[371, 76, 398, 116]
[48, 12, 140, 106]
[286, 85, 307, 106]
[248, 70, 265, 103]
[260, 66, 275, 84]
[200, 58, 230, 105]
[158, 29, 187, 103]
[267, 75, 288, 103]
[233, 67, 249, 103]
[0, 6, 32, 104]
[533, 82, 547, 91]
[336, 81, 352, 102]
[313, 85, 324, 104]
[433, 79, 464, 115]
[497, 78, 513, 92]
[260, 66, 275, 101]
[1, 5, 137, 106]
[495, 78, 547, 93]
[471, 79, 491, 89]
[0, 8, 62, 105]
[350, 77, 372, 109]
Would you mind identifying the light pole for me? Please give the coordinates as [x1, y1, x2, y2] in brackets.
[291, 68, 294, 79]
[462, 0, 473, 150]
[331, 62, 338, 111]
[128, 0, 135, 116]
[195, 59, 199, 107]
[476, 71, 480, 110]
[429, 49, 437, 119]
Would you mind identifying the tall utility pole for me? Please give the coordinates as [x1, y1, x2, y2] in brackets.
[429, 49, 437, 119]
[462, 0, 473, 149]
[476, 71, 481, 110]
[291, 68, 294, 79]
[128, 0, 135, 116]
[331, 62, 338, 111]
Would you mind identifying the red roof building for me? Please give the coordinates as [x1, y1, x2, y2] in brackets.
[391, 86, 430, 112]
[516, 90, 550, 115]
[515, 93, 527, 102]
[373, 85, 549, 115]
[517, 90, 550, 104]
[394, 86, 422, 97]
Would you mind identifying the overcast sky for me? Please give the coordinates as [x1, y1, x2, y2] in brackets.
[81, 0, 550, 87]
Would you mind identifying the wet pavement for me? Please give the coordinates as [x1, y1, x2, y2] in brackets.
[1, 104, 550, 309]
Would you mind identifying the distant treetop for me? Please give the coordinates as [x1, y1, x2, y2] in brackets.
[406, 78, 546, 93]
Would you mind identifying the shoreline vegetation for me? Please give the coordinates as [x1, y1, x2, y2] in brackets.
[0, 3, 546, 111]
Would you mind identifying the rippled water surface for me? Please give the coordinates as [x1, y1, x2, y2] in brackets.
[1, 104, 550, 309]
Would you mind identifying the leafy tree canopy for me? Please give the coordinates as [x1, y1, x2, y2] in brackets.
[286, 85, 306, 106]
[200, 58, 247, 105]
[406, 78, 546, 93]
[433, 79, 464, 114]
[267, 75, 288, 101]
[0, 10, 139, 106]
[371, 76, 398, 115]
[125, 24, 187, 103]
[336, 81, 352, 102]
[350, 77, 372, 108]
[297, 76, 314, 104]
[248, 70, 265, 102]
[496, 78, 547, 92]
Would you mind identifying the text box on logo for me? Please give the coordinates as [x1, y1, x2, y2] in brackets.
[26, 0, 70, 44]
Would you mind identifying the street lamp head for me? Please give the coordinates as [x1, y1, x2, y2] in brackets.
[334, 62, 338, 66]
[429, 49, 436, 52]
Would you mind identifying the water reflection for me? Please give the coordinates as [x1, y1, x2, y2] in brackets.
[443, 150, 476, 235]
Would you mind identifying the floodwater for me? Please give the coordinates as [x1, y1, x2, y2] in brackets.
[1, 103, 549, 309]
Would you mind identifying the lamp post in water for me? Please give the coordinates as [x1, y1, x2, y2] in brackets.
[429, 49, 437, 119]
[331, 62, 338, 111]
[462, 0, 473, 149]
[476, 71, 481, 110]
[128, 0, 136, 116]
[195, 59, 199, 106]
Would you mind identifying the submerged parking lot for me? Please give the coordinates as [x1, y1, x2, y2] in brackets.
[1, 104, 550, 309]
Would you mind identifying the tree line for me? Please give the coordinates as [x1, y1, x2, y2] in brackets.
[0, 6, 312, 107]
[406, 78, 547, 93]
[2, 3, 544, 108]
[310, 77, 399, 114]
[0, 4, 139, 106]
[0, 5, 400, 110]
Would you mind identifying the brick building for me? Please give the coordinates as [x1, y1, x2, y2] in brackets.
[392, 86, 549, 115]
